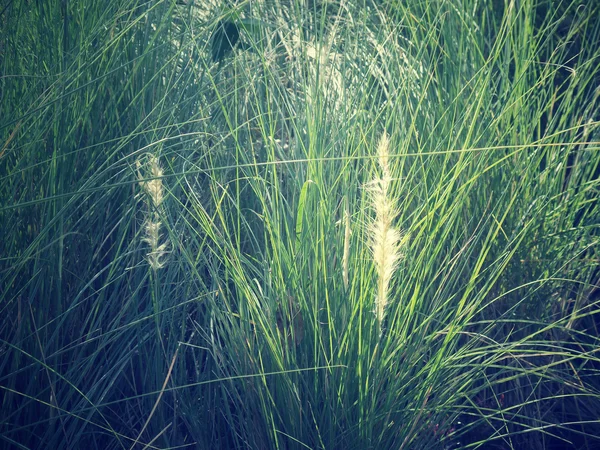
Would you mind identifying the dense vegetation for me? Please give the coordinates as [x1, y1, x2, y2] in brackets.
[1, 0, 599, 449]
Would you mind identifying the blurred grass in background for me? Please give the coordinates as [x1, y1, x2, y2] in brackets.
[1, 0, 599, 449]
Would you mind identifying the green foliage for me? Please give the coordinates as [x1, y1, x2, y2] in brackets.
[1, 0, 599, 449]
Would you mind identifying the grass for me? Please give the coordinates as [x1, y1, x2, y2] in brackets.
[1, 0, 599, 449]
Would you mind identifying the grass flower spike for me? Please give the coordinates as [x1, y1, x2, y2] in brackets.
[138, 154, 168, 270]
[142, 154, 164, 208]
[369, 132, 403, 330]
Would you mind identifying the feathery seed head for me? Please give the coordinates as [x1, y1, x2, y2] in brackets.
[142, 219, 168, 270]
[144, 155, 164, 208]
[368, 132, 403, 329]
[137, 154, 168, 270]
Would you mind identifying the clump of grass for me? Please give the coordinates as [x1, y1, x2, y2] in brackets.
[1, 1, 599, 449]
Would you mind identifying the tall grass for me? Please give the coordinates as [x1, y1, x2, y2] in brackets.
[1, 0, 599, 449]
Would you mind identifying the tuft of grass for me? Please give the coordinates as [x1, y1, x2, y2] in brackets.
[1, 0, 599, 449]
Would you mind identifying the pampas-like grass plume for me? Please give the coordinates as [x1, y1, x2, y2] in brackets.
[369, 132, 402, 330]
[137, 154, 168, 270]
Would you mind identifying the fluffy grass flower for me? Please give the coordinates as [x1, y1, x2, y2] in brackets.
[368, 132, 403, 329]
[138, 154, 164, 208]
[137, 154, 168, 270]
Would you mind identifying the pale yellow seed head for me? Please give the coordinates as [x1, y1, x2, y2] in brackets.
[145, 155, 164, 208]
[369, 132, 403, 328]
[138, 154, 168, 270]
